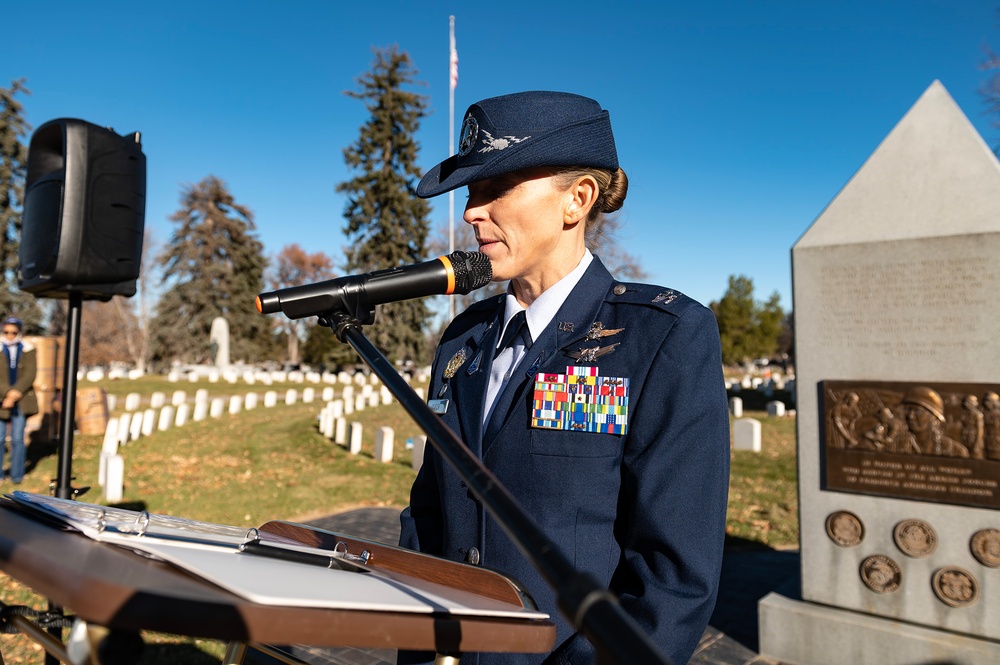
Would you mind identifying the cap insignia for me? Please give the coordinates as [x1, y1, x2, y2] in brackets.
[479, 129, 530, 153]
[653, 291, 678, 305]
[459, 116, 479, 156]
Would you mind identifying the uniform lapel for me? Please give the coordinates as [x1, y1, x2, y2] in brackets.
[449, 299, 504, 455]
[482, 258, 615, 451]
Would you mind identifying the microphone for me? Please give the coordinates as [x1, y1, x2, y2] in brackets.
[256, 250, 493, 320]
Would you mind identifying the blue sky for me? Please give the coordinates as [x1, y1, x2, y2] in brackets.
[5, 1, 999, 311]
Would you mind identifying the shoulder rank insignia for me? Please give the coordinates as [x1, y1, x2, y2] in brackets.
[567, 343, 620, 364]
[653, 290, 678, 305]
[585, 322, 624, 341]
[443, 348, 468, 379]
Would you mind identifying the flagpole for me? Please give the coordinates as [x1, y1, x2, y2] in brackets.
[448, 15, 457, 320]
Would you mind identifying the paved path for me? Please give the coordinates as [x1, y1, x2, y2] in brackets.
[253, 508, 799, 665]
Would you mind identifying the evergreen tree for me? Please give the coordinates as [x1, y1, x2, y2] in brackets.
[151, 176, 273, 364]
[337, 46, 432, 365]
[0, 79, 41, 329]
[709, 274, 785, 367]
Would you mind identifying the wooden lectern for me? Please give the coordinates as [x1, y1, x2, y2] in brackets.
[0, 502, 555, 664]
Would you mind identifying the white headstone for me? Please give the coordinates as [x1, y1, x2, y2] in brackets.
[192, 401, 208, 422]
[157, 406, 175, 431]
[302, 387, 315, 404]
[228, 395, 242, 415]
[729, 396, 743, 418]
[334, 417, 347, 445]
[150, 392, 165, 408]
[322, 387, 335, 402]
[210, 316, 230, 368]
[330, 400, 344, 418]
[167, 370, 179, 382]
[175, 403, 189, 427]
[244, 392, 258, 410]
[188, 372, 199, 383]
[348, 422, 363, 455]
[766, 401, 786, 417]
[104, 454, 124, 502]
[106, 394, 117, 412]
[367, 393, 379, 408]
[208, 369, 220, 383]
[415, 387, 425, 401]
[411, 435, 427, 473]
[195, 389, 209, 403]
[343, 396, 354, 415]
[102, 417, 119, 453]
[172, 390, 187, 406]
[125, 393, 141, 411]
[374, 427, 394, 463]
[354, 395, 366, 412]
[733, 417, 761, 452]
[285, 389, 298, 406]
[380, 386, 392, 406]
[264, 391, 277, 408]
[116, 413, 132, 446]
[129, 414, 143, 442]
[141, 409, 156, 436]
[209, 398, 225, 418]
[342, 386, 355, 402]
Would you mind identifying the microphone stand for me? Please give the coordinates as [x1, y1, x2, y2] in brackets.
[318, 309, 671, 665]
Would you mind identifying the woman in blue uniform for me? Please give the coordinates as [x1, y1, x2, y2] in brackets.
[399, 91, 730, 665]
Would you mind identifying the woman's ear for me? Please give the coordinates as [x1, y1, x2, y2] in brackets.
[564, 175, 599, 226]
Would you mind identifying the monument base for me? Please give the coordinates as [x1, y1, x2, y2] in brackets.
[759, 592, 1000, 665]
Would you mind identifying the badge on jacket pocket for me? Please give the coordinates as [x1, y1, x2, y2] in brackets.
[530, 366, 629, 435]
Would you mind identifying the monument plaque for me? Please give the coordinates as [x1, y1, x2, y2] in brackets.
[759, 81, 1000, 663]
[821, 380, 1000, 510]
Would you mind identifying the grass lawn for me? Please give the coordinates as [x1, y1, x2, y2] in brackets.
[0, 379, 799, 663]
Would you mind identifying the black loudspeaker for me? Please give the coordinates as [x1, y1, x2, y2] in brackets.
[19, 118, 146, 300]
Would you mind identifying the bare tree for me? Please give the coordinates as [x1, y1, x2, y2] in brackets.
[269, 243, 335, 365]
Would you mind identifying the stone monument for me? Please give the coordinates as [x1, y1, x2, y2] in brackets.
[760, 81, 1000, 663]
[209, 316, 230, 368]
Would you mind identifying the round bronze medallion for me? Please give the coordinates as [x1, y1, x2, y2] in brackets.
[969, 528, 1000, 568]
[826, 511, 864, 547]
[860, 555, 901, 594]
[932, 567, 978, 608]
[893, 519, 937, 558]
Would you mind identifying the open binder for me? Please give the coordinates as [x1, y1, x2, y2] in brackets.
[5, 492, 547, 621]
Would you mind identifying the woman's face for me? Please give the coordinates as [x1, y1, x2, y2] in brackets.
[464, 169, 574, 283]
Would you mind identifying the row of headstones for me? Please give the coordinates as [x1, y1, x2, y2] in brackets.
[118, 383, 395, 414]
[82, 366, 432, 387]
[316, 389, 428, 473]
[99, 385, 392, 501]
[726, 375, 795, 392]
[728, 397, 792, 419]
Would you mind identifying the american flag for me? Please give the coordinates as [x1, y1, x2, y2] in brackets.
[449, 17, 458, 90]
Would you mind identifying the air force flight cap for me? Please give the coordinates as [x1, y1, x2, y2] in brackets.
[417, 91, 619, 198]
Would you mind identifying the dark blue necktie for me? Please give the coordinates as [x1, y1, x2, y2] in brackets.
[494, 310, 532, 358]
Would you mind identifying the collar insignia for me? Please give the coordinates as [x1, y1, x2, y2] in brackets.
[567, 343, 620, 364]
[557, 321, 575, 333]
[444, 348, 468, 379]
[585, 322, 624, 341]
[466, 350, 483, 375]
[479, 129, 530, 153]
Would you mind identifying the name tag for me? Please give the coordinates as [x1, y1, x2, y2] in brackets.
[428, 399, 450, 415]
[530, 366, 629, 435]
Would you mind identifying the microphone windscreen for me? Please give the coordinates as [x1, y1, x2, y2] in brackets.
[448, 251, 493, 294]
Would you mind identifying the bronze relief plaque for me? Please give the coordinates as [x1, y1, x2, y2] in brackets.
[860, 554, 901, 594]
[821, 381, 1000, 509]
[970, 528, 1000, 568]
[825, 510, 864, 547]
[893, 519, 937, 558]
[931, 567, 979, 608]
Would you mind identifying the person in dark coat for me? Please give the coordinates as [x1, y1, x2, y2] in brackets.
[399, 91, 730, 665]
[0, 317, 38, 484]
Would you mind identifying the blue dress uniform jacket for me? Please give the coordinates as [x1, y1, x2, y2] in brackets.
[399, 257, 730, 665]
